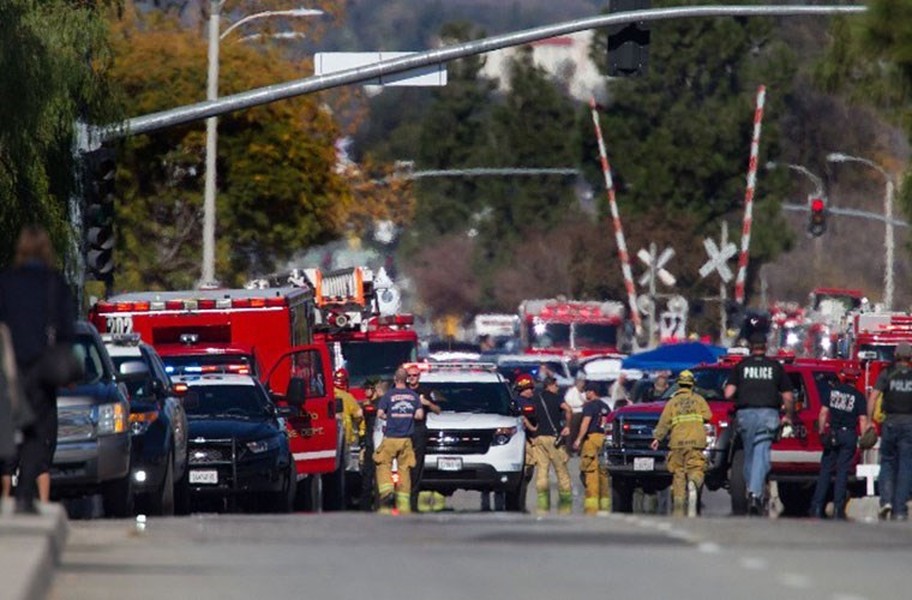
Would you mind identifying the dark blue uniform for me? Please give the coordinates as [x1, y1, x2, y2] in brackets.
[810, 381, 865, 519]
[874, 365, 912, 519]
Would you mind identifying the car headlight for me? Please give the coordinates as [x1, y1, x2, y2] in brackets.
[246, 437, 282, 454]
[95, 402, 128, 435]
[491, 426, 517, 446]
[129, 410, 160, 435]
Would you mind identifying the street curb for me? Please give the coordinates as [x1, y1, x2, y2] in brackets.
[0, 500, 70, 600]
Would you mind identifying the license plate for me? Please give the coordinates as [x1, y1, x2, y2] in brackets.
[633, 457, 654, 472]
[189, 470, 218, 484]
[437, 457, 463, 472]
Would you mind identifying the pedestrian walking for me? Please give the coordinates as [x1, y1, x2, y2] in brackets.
[572, 382, 612, 515]
[866, 341, 912, 521]
[374, 368, 423, 514]
[405, 365, 440, 512]
[0, 225, 76, 514]
[650, 371, 712, 517]
[724, 333, 794, 516]
[810, 368, 867, 520]
[532, 375, 573, 514]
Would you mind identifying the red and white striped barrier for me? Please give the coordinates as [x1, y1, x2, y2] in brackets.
[589, 97, 642, 334]
[734, 85, 767, 305]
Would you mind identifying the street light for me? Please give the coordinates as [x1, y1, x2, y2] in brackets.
[202, 4, 324, 286]
[826, 152, 896, 309]
[765, 161, 824, 197]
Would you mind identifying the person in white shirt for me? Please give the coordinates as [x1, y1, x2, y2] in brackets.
[564, 374, 586, 442]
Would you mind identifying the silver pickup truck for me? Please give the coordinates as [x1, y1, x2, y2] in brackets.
[51, 321, 133, 517]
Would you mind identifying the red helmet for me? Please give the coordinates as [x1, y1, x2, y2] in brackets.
[514, 373, 535, 392]
[333, 368, 349, 388]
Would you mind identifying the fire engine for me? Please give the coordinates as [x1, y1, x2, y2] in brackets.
[87, 287, 345, 510]
[307, 266, 418, 399]
[518, 299, 627, 358]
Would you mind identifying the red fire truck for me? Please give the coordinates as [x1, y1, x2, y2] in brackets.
[518, 298, 626, 358]
[308, 267, 418, 399]
[87, 287, 345, 510]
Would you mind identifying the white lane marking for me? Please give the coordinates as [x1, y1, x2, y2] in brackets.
[778, 572, 813, 589]
[740, 556, 768, 570]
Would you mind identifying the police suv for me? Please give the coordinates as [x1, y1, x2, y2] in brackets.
[376, 363, 527, 511]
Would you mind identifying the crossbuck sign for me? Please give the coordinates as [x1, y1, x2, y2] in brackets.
[699, 231, 737, 283]
[637, 245, 676, 287]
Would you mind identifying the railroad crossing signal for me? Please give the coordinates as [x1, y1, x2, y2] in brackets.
[637, 244, 676, 288]
[699, 231, 737, 283]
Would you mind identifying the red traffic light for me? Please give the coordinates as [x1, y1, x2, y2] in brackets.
[810, 198, 825, 212]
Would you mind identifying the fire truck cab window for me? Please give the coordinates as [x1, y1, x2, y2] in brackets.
[573, 323, 618, 348]
[788, 372, 807, 412]
[859, 344, 894, 362]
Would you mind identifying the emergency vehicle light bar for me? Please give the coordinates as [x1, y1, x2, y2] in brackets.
[411, 361, 498, 373]
[95, 296, 288, 313]
[375, 314, 414, 326]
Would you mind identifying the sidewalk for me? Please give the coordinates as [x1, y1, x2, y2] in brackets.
[0, 499, 69, 600]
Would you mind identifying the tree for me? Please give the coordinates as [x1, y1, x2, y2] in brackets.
[586, 0, 796, 302]
[0, 0, 120, 267]
[107, 4, 352, 290]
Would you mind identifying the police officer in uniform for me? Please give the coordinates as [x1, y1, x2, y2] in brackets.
[375, 368, 424, 514]
[724, 333, 794, 516]
[572, 382, 612, 515]
[867, 341, 912, 521]
[810, 369, 868, 519]
[650, 370, 713, 517]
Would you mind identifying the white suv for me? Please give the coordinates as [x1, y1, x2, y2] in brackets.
[376, 363, 527, 511]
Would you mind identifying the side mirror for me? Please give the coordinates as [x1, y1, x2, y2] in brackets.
[117, 360, 150, 382]
[276, 405, 300, 418]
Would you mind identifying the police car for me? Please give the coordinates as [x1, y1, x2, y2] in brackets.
[374, 362, 527, 511]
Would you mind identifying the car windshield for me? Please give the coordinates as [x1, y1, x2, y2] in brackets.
[662, 369, 730, 401]
[183, 384, 271, 418]
[527, 322, 571, 349]
[336, 341, 416, 386]
[162, 354, 255, 376]
[814, 294, 862, 313]
[421, 382, 514, 416]
[111, 356, 154, 400]
[573, 323, 618, 348]
[73, 334, 107, 385]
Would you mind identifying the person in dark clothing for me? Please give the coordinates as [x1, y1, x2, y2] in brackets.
[724, 332, 794, 516]
[405, 365, 440, 513]
[867, 341, 912, 521]
[810, 369, 868, 520]
[0, 225, 76, 513]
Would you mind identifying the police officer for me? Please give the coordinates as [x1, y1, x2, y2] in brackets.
[650, 370, 713, 517]
[375, 368, 424, 514]
[572, 382, 612, 515]
[810, 369, 868, 520]
[532, 375, 573, 514]
[724, 333, 794, 516]
[867, 341, 912, 521]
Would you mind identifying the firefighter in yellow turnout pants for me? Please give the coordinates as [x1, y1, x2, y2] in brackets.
[532, 376, 573, 514]
[374, 368, 424, 513]
[650, 371, 713, 517]
[572, 382, 612, 515]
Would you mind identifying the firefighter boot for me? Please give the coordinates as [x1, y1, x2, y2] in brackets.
[378, 494, 395, 515]
[536, 490, 550, 514]
[687, 480, 699, 518]
[558, 491, 573, 515]
[395, 492, 411, 514]
[599, 495, 611, 513]
[672, 499, 686, 517]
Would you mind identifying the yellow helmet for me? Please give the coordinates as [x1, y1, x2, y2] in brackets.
[677, 370, 695, 388]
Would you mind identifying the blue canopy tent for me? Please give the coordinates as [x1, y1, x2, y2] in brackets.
[621, 342, 727, 373]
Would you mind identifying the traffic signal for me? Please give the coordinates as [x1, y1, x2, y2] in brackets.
[82, 148, 116, 283]
[808, 196, 826, 237]
[606, 0, 651, 77]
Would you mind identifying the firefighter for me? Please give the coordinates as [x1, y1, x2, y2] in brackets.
[650, 370, 713, 517]
[374, 368, 423, 513]
[515, 373, 539, 510]
[572, 382, 612, 515]
[333, 368, 363, 448]
[359, 378, 381, 511]
[532, 375, 573, 514]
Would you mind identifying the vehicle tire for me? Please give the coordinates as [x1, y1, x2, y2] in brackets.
[777, 482, 812, 517]
[321, 457, 346, 512]
[505, 478, 527, 512]
[174, 460, 191, 516]
[146, 453, 175, 516]
[296, 475, 322, 513]
[265, 460, 296, 513]
[102, 473, 135, 518]
[611, 477, 634, 513]
[730, 448, 747, 516]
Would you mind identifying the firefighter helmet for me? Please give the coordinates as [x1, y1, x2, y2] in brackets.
[333, 368, 349, 388]
[514, 373, 535, 391]
[677, 370, 695, 388]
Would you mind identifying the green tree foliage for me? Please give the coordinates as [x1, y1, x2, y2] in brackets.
[586, 0, 796, 301]
[107, 5, 351, 290]
[0, 0, 120, 267]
